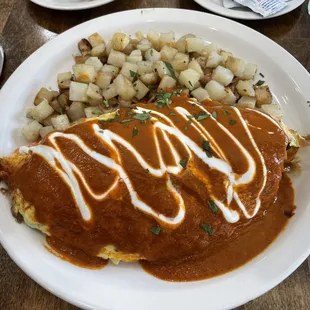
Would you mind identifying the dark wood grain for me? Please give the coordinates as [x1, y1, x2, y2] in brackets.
[0, 0, 309, 309]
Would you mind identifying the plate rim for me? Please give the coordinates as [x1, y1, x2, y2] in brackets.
[30, 0, 114, 11]
[0, 8, 310, 310]
[194, 0, 305, 20]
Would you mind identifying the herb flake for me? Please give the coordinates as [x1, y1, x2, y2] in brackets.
[197, 113, 210, 121]
[120, 118, 133, 123]
[229, 119, 237, 126]
[208, 200, 218, 213]
[130, 70, 141, 83]
[133, 111, 151, 122]
[168, 111, 177, 116]
[150, 226, 161, 235]
[132, 126, 139, 137]
[200, 224, 214, 236]
[145, 168, 150, 173]
[211, 111, 217, 119]
[180, 158, 188, 169]
[255, 80, 265, 87]
[224, 110, 231, 116]
[103, 100, 109, 108]
[163, 61, 177, 80]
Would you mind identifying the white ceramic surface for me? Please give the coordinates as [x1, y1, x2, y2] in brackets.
[31, 0, 114, 11]
[0, 8, 310, 310]
[194, 0, 305, 20]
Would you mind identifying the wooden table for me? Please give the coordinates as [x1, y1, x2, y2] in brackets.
[0, 0, 309, 309]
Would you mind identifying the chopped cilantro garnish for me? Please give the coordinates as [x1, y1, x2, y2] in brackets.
[150, 226, 161, 235]
[200, 224, 214, 236]
[211, 111, 217, 119]
[229, 119, 237, 126]
[130, 70, 141, 83]
[255, 80, 265, 87]
[103, 100, 109, 108]
[163, 61, 177, 80]
[224, 110, 231, 116]
[208, 200, 218, 213]
[132, 126, 138, 137]
[180, 158, 188, 169]
[133, 111, 151, 122]
[120, 118, 133, 123]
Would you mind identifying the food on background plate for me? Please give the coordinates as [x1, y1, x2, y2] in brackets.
[22, 30, 279, 142]
[1, 30, 308, 282]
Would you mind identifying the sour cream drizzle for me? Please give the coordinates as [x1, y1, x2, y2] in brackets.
[20, 104, 277, 227]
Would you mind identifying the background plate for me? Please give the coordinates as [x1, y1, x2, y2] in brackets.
[194, 0, 305, 20]
[0, 8, 310, 310]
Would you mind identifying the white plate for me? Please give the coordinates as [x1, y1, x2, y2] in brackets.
[31, 0, 114, 11]
[0, 8, 310, 310]
[194, 0, 305, 20]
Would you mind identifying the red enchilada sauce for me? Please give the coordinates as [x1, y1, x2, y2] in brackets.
[9, 97, 295, 281]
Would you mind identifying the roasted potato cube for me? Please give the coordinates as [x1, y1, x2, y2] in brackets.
[126, 55, 143, 64]
[238, 96, 256, 108]
[114, 74, 136, 101]
[111, 32, 130, 51]
[202, 42, 220, 57]
[241, 63, 258, 80]
[102, 83, 118, 100]
[86, 83, 102, 100]
[222, 88, 237, 104]
[85, 57, 104, 72]
[107, 50, 126, 68]
[255, 85, 273, 106]
[57, 72, 72, 90]
[220, 51, 233, 66]
[72, 64, 96, 83]
[191, 87, 210, 102]
[78, 39, 92, 56]
[69, 81, 88, 102]
[206, 51, 223, 68]
[153, 61, 169, 78]
[175, 34, 196, 53]
[137, 61, 154, 75]
[212, 66, 234, 86]
[205, 80, 227, 101]
[145, 48, 161, 62]
[158, 75, 177, 90]
[91, 43, 106, 57]
[179, 68, 200, 90]
[88, 32, 105, 47]
[188, 59, 204, 78]
[236, 80, 255, 97]
[135, 31, 144, 41]
[22, 120, 43, 142]
[34, 87, 55, 105]
[140, 72, 158, 86]
[223, 56, 245, 78]
[31, 99, 55, 121]
[186, 37, 204, 53]
[51, 114, 70, 131]
[160, 45, 178, 62]
[159, 31, 175, 48]
[171, 53, 189, 71]
[39, 125, 54, 138]
[120, 62, 139, 80]
[67, 102, 86, 121]
[101, 64, 119, 78]
[137, 39, 152, 52]
[96, 72, 112, 90]
[133, 80, 149, 100]
[147, 29, 161, 50]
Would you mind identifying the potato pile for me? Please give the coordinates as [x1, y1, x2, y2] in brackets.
[22, 30, 281, 142]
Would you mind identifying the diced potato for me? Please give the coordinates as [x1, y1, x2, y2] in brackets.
[179, 68, 201, 90]
[201, 42, 220, 57]
[238, 96, 256, 108]
[34, 87, 55, 105]
[206, 51, 222, 68]
[86, 83, 102, 100]
[96, 72, 112, 89]
[110, 32, 130, 51]
[158, 75, 177, 90]
[120, 62, 139, 80]
[191, 87, 210, 102]
[22, 120, 43, 142]
[69, 81, 88, 102]
[85, 57, 104, 72]
[236, 80, 255, 97]
[72, 64, 96, 83]
[205, 80, 227, 102]
[105, 41, 112, 56]
[137, 61, 154, 75]
[78, 39, 92, 56]
[131, 49, 142, 56]
[133, 80, 149, 100]
[40, 126, 54, 138]
[147, 29, 160, 50]
[222, 88, 237, 104]
[159, 31, 175, 48]
[145, 48, 161, 62]
[172, 53, 189, 71]
[130, 39, 139, 49]
[74, 55, 89, 64]
[123, 43, 134, 55]
[102, 83, 118, 100]
[67, 102, 86, 121]
[153, 61, 169, 78]
[85, 107, 102, 118]
[30, 99, 55, 122]
[41, 113, 57, 126]
[255, 85, 273, 106]
[160, 46, 178, 62]
[188, 59, 204, 78]
[186, 37, 204, 53]
[261, 104, 283, 120]
[137, 39, 152, 52]
[140, 72, 158, 85]
[175, 34, 196, 53]
[195, 56, 208, 69]
[107, 50, 126, 68]
[135, 31, 144, 41]
[220, 51, 233, 66]
[212, 66, 234, 86]
[114, 74, 136, 100]
[223, 56, 245, 78]
[101, 64, 119, 78]
[57, 72, 72, 89]
[58, 93, 69, 108]
[241, 63, 258, 80]
[91, 43, 106, 57]
[51, 114, 70, 131]
[88, 32, 105, 47]
[118, 98, 132, 108]
[126, 55, 143, 64]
